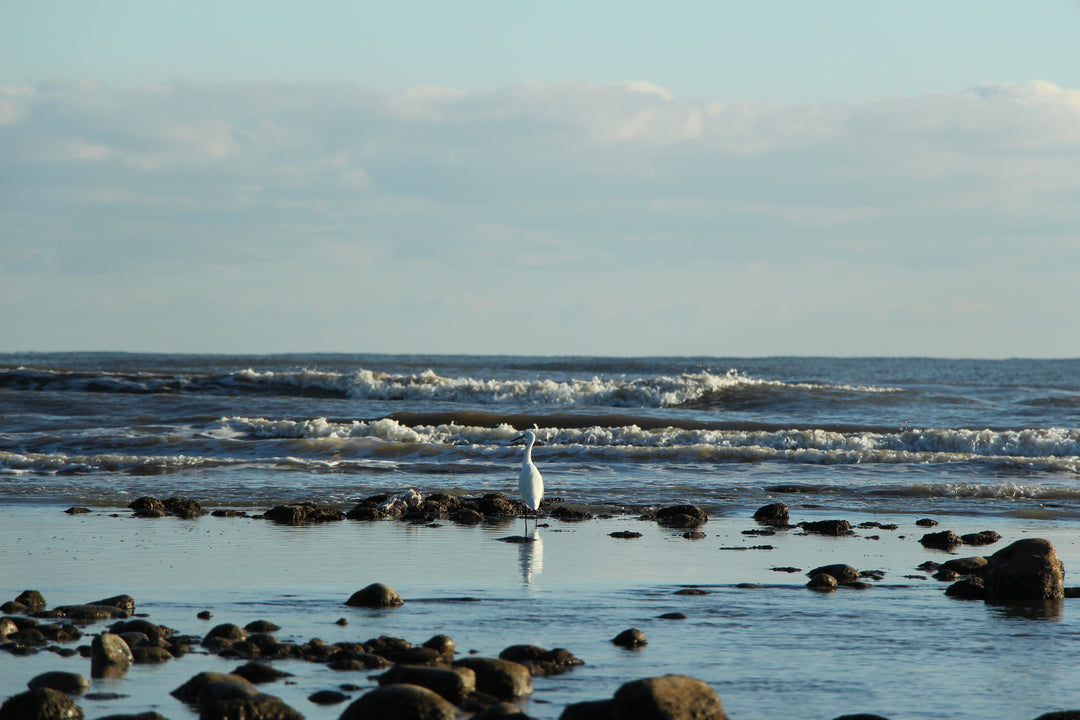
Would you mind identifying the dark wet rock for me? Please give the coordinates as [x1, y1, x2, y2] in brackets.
[203, 623, 247, 645]
[0, 687, 84, 720]
[771, 566, 802, 573]
[765, 484, 812, 493]
[128, 496, 165, 514]
[53, 604, 128, 622]
[933, 568, 961, 582]
[919, 530, 963, 550]
[0, 616, 18, 638]
[1032, 712, 1080, 720]
[674, 587, 710, 595]
[309, 690, 349, 704]
[64, 507, 91, 515]
[807, 574, 838, 592]
[133, 508, 166, 519]
[473, 701, 531, 719]
[559, 699, 614, 720]
[171, 672, 253, 704]
[612, 675, 728, 720]
[915, 518, 939, 527]
[962, 530, 1003, 546]
[132, 645, 173, 664]
[833, 715, 893, 720]
[16, 590, 47, 613]
[941, 556, 988, 575]
[421, 634, 455, 657]
[800, 520, 854, 536]
[916, 561, 941, 572]
[499, 645, 584, 676]
[27, 671, 90, 695]
[658, 612, 687, 620]
[197, 678, 303, 720]
[1066, 588, 1080, 599]
[1, 600, 29, 614]
[609, 531, 643, 539]
[378, 665, 477, 704]
[985, 538, 1065, 603]
[339, 684, 457, 720]
[380, 646, 445, 666]
[946, 577, 987, 600]
[450, 508, 485, 525]
[742, 528, 776, 536]
[163, 496, 206, 519]
[346, 583, 404, 608]
[653, 504, 708, 528]
[196, 611, 213, 620]
[329, 654, 393, 671]
[264, 502, 344, 525]
[245, 620, 281, 633]
[807, 564, 860, 585]
[860, 570, 886, 581]
[753, 502, 790, 526]
[476, 492, 526, 517]
[549, 505, 592, 521]
[453, 657, 532, 699]
[92, 595, 136, 615]
[346, 504, 386, 521]
[109, 619, 173, 641]
[612, 628, 647, 648]
[93, 713, 170, 720]
[91, 633, 133, 678]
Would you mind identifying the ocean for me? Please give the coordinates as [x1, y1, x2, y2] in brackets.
[2, 353, 1079, 719]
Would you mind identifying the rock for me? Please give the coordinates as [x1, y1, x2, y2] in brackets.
[611, 675, 728, 720]
[91, 633, 133, 678]
[915, 518, 939, 527]
[941, 556, 988, 575]
[378, 665, 477, 704]
[549, 505, 593, 520]
[128, 496, 165, 513]
[946, 578, 987, 600]
[682, 531, 707, 540]
[232, 661, 293, 684]
[109, 619, 173, 642]
[163, 496, 206, 518]
[346, 583, 404, 608]
[962, 530, 1002, 546]
[309, 690, 349, 704]
[984, 538, 1065, 603]
[499, 645, 584, 675]
[612, 628, 647, 648]
[0, 687, 84, 720]
[476, 492, 521, 517]
[933, 568, 961, 582]
[807, 564, 860, 584]
[833, 715, 893, 720]
[800, 520, 854, 536]
[245, 620, 281, 633]
[346, 504, 386, 521]
[559, 699, 614, 720]
[264, 502, 343, 524]
[54, 604, 128, 621]
[92, 595, 136, 614]
[27, 671, 91, 695]
[658, 612, 687, 620]
[753, 503, 790, 525]
[609, 531, 643, 539]
[203, 623, 247, 645]
[1031, 713, 1080, 720]
[422, 634, 455, 657]
[453, 657, 532, 699]
[64, 507, 91, 514]
[92, 713, 170, 720]
[450, 508, 484, 525]
[654, 504, 708, 527]
[170, 672, 251, 703]
[197, 679, 303, 720]
[16, 590, 47, 612]
[473, 701, 531, 718]
[131, 646, 173, 664]
[807, 574, 839, 592]
[339, 684, 457, 720]
[0, 616, 18, 638]
[919, 530, 963, 550]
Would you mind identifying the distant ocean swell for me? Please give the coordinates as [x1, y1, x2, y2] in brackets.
[0, 366, 898, 408]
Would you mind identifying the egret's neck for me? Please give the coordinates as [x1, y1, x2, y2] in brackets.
[523, 437, 535, 464]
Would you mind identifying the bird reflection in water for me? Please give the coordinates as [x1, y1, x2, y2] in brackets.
[519, 529, 543, 586]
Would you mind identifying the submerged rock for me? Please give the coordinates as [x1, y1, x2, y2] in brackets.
[984, 538, 1065, 603]
[807, 574, 839, 592]
[453, 657, 532, 699]
[612, 628, 647, 648]
[807, 564, 860, 585]
[946, 577, 987, 600]
[27, 671, 91, 695]
[0, 687, 84, 720]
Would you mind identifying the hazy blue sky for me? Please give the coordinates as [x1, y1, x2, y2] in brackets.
[3, 1, 1079, 356]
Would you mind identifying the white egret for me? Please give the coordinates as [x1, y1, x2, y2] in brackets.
[513, 430, 544, 535]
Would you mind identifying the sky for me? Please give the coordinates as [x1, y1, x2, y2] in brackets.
[2, 1, 1079, 357]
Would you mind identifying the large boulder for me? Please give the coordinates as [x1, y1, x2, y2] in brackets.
[984, 538, 1065, 603]
[0, 687, 83, 720]
[453, 657, 532, 699]
[91, 633, 133, 678]
[339, 684, 457, 720]
[611, 675, 728, 720]
[378, 665, 476, 705]
[346, 583, 404, 608]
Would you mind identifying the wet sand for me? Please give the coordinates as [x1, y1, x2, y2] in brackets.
[3, 500, 1080, 719]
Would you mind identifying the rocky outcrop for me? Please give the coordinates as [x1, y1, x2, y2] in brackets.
[984, 538, 1065, 603]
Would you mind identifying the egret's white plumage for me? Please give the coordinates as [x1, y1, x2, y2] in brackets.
[514, 430, 544, 534]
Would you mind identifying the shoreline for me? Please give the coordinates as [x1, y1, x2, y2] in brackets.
[3, 497, 1080, 719]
